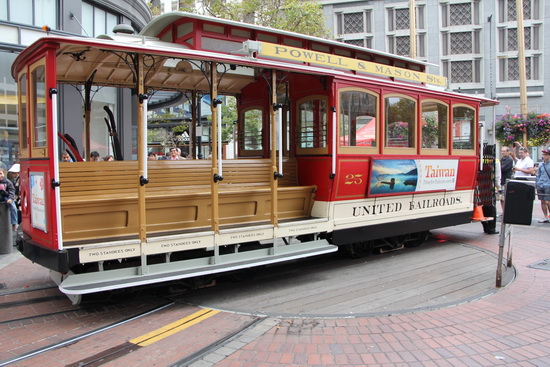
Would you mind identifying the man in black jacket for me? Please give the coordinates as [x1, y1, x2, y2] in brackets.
[0, 168, 17, 230]
[500, 146, 514, 210]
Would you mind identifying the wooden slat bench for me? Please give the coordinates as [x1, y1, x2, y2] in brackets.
[59, 158, 314, 244]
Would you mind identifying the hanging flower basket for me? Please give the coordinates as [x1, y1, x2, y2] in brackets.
[495, 112, 550, 147]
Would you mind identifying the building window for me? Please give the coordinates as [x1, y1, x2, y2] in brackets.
[343, 12, 364, 34]
[388, 35, 425, 58]
[442, 1, 480, 27]
[394, 8, 409, 30]
[387, 6, 424, 57]
[388, 7, 425, 31]
[443, 60, 481, 83]
[499, 26, 539, 52]
[442, 30, 481, 55]
[500, 0, 539, 21]
[395, 35, 410, 56]
[82, 2, 119, 37]
[499, 56, 539, 81]
[344, 39, 364, 47]
[0, 0, 57, 28]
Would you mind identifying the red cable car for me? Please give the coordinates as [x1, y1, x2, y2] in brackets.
[11, 13, 497, 303]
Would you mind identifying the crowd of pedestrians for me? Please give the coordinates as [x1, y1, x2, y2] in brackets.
[499, 143, 550, 223]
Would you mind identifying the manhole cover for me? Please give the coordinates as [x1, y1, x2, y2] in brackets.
[528, 259, 550, 271]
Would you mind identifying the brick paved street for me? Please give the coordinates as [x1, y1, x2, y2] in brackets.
[191, 204, 550, 367]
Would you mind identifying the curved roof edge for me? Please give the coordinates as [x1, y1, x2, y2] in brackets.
[140, 12, 436, 68]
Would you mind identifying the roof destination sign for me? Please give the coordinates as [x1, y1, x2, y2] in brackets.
[247, 41, 447, 87]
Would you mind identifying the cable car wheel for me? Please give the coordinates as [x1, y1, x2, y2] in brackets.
[345, 240, 376, 258]
[403, 231, 430, 248]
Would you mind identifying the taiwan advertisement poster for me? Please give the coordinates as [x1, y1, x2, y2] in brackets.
[369, 159, 459, 196]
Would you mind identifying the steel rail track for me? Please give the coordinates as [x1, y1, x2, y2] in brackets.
[0, 301, 175, 367]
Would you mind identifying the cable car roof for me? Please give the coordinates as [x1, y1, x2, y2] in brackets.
[11, 27, 497, 107]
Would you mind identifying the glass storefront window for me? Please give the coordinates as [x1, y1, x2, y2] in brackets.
[0, 52, 19, 166]
[82, 2, 120, 37]
[1, 0, 56, 28]
[34, 0, 57, 29]
[9, 0, 32, 25]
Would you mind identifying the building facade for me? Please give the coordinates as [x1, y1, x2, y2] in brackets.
[320, 0, 548, 150]
[0, 0, 152, 169]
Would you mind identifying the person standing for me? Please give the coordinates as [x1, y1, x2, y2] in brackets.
[499, 146, 514, 209]
[536, 148, 550, 223]
[0, 168, 17, 230]
[512, 145, 534, 179]
[8, 164, 20, 224]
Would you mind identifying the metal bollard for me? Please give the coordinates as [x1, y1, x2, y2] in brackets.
[0, 203, 13, 254]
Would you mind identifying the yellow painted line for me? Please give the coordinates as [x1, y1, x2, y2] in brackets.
[130, 308, 221, 347]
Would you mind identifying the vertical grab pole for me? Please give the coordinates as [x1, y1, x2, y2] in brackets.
[277, 107, 283, 176]
[136, 54, 148, 245]
[218, 104, 223, 176]
[331, 107, 337, 178]
[50, 88, 63, 251]
[137, 54, 149, 274]
[210, 62, 221, 241]
[270, 70, 279, 229]
[140, 97, 149, 182]
[191, 90, 197, 159]
[479, 124, 485, 171]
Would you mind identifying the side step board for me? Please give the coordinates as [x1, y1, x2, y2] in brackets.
[59, 240, 337, 295]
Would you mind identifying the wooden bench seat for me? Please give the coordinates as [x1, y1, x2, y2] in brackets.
[59, 158, 314, 243]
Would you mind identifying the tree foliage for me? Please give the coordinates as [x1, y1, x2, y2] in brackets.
[202, 0, 329, 38]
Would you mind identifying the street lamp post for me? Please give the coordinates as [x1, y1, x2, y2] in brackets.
[516, 0, 528, 146]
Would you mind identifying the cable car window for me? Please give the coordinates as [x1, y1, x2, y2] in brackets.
[297, 98, 327, 150]
[421, 101, 448, 149]
[385, 96, 416, 148]
[339, 90, 377, 147]
[452, 105, 475, 150]
[19, 73, 28, 153]
[242, 108, 263, 151]
[31, 64, 47, 150]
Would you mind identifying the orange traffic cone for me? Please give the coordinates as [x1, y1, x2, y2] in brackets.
[471, 205, 488, 221]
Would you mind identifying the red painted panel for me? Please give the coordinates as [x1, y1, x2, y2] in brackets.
[456, 157, 478, 190]
[296, 157, 333, 201]
[19, 160, 56, 250]
[333, 158, 370, 200]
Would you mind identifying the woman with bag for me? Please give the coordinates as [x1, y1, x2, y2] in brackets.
[536, 148, 550, 223]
